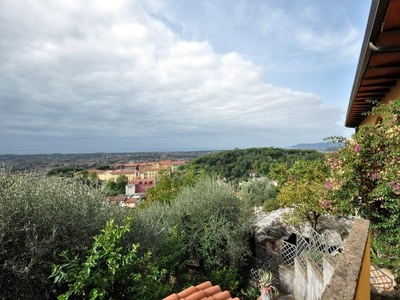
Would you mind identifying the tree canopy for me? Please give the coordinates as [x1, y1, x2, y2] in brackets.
[47, 166, 82, 177]
[183, 147, 323, 182]
[104, 175, 128, 196]
[1, 167, 253, 299]
[239, 177, 277, 208]
[143, 169, 203, 207]
[275, 159, 330, 229]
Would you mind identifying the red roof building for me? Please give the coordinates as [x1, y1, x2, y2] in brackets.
[126, 178, 155, 194]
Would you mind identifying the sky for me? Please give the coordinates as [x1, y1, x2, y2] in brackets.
[0, 0, 371, 154]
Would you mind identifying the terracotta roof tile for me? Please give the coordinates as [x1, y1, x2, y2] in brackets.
[196, 282, 213, 291]
[204, 286, 223, 297]
[164, 295, 179, 300]
[140, 166, 169, 171]
[177, 286, 197, 298]
[110, 170, 137, 175]
[171, 161, 187, 165]
[213, 291, 234, 300]
[108, 196, 126, 202]
[124, 198, 138, 204]
[159, 160, 171, 164]
[163, 281, 239, 300]
[185, 290, 206, 300]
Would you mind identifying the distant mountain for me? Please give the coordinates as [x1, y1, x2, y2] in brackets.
[290, 142, 344, 151]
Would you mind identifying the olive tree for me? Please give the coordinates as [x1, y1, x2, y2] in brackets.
[133, 177, 252, 293]
[240, 177, 277, 207]
[0, 168, 130, 299]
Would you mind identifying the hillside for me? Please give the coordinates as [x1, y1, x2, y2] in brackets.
[183, 147, 324, 181]
[290, 142, 344, 151]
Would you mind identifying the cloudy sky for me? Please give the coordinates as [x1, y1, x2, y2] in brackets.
[0, 0, 371, 154]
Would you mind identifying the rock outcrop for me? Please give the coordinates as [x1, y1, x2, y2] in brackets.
[252, 208, 355, 251]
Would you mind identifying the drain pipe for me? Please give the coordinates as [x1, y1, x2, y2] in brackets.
[368, 42, 400, 53]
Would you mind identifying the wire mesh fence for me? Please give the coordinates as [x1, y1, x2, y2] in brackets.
[370, 264, 395, 292]
[280, 227, 343, 272]
[250, 244, 280, 284]
[280, 240, 296, 267]
[296, 234, 310, 269]
[307, 227, 326, 272]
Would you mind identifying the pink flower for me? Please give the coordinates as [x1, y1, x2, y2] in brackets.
[354, 144, 361, 152]
[371, 173, 380, 180]
[394, 186, 400, 195]
[389, 180, 399, 187]
[321, 200, 332, 208]
[325, 182, 332, 189]
[388, 181, 400, 194]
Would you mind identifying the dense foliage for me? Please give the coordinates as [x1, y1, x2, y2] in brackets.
[51, 218, 167, 300]
[143, 169, 203, 207]
[96, 164, 112, 170]
[239, 177, 278, 209]
[6, 107, 397, 298]
[326, 100, 400, 279]
[183, 147, 323, 182]
[134, 177, 252, 294]
[0, 168, 251, 299]
[74, 170, 101, 187]
[265, 101, 399, 279]
[0, 168, 130, 299]
[273, 159, 330, 229]
[104, 175, 129, 196]
[47, 166, 83, 177]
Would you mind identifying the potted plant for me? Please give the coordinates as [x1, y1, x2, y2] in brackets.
[257, 269, 279, 300]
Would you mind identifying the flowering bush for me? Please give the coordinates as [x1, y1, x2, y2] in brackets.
[325, 100, 400, 279]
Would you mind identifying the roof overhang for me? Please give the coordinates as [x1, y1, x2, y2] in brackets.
[345, 0, 400, 128]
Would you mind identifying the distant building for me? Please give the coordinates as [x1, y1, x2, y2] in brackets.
[106, 195, 127, 206]
[123, 196, 140, 208]
[125, 178, 155, 196]
[97, 160, 188, 182]
[106, 195, 141, 208]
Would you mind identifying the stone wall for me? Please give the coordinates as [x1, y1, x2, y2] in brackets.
[253, 210, 370, 300]
[321, 218, 370, 300]
[278, 218, 370, 300]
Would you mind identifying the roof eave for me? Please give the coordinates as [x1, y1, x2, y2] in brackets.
[345, 0, 390, 128]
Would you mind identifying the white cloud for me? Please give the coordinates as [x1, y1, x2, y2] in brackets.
[252, 2, 362, 72]
[0, 0, 350, 153]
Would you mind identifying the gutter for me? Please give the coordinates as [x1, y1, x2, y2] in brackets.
[345, 0, 390, 128]
[368, 42, 400, 53]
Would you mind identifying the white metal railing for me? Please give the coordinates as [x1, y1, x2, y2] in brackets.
[280, 228, 343, 272]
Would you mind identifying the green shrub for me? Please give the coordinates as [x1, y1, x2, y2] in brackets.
[240, 286, 261, 300]
[169, 178, 251, 274]
[47, 166, 82, 177]
[262, 198, 280, 212]
[51, 218, 168, 300]
[240, 177, 277, 207]
[133, 177, 252, 294]
[0, 169, 252, 298]
[0, 168, 130, 299]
